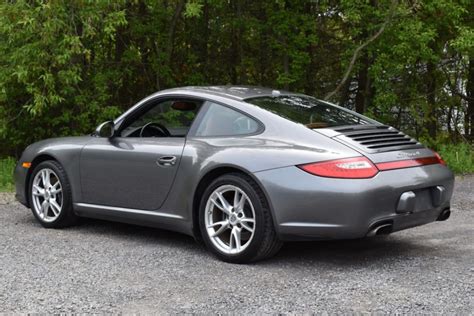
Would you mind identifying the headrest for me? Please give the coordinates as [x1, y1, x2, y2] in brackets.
[171, 101, 197, 111]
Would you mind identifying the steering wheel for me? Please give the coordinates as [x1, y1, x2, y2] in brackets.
[139, 122, 171, 137]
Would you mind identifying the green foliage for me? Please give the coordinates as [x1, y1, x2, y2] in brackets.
[0, 0, 473, 165]
[184, 0, 203, 18]
[438, 143, 474, 175]
[0, 157, 15, 192]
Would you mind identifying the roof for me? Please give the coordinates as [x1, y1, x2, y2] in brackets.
[159, 85, 298, 101]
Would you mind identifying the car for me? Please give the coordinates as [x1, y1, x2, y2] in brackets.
[14, 86, 454, 263]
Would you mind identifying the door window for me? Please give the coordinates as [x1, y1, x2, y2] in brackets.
[120, 99, 202, 137]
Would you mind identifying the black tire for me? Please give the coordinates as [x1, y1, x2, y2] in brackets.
[199, 173, 282, 263]
[28, 160, 78, 228]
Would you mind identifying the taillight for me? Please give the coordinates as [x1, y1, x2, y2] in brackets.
[376, 151, 446, 171]
[298, 157, 379, 179]
[433, 151, 447, 166]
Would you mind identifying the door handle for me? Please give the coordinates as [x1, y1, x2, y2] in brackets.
[157, 156, 177, 167]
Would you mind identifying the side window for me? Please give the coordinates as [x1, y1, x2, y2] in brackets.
[121, 99, 202, 137]
[195, 102, 260, 137]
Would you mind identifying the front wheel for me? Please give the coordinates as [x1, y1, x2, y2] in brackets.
[29, 160, 78, 228]
[199, 173, 282, 263]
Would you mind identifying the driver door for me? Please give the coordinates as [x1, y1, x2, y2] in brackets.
[79, 98, 202, 210]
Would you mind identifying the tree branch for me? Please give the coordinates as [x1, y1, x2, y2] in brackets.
[324, 0, 398, 101]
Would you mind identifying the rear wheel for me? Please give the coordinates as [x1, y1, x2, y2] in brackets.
[29, 160, 78, 228]
[199, 173, 282, 263]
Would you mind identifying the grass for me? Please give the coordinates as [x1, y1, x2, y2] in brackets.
[0, 144, 472, 192]
[0, 157, 16, 192]
[437, 143, 474, 175]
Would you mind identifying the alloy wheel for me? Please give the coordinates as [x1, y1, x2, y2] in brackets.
[204, 184, 256, 254]
[31, 168, 63, 223]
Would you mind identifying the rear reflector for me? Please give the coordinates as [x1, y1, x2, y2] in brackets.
[298, 157, 379, 179]
[376, 156, 443, 171]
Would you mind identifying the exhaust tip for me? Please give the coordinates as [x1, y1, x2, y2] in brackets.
[367, 222, 393, 237]
[437, 208, 451, 221]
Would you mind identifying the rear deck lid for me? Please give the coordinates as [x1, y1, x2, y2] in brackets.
[329, 124, 422, 154]
[316, 124, 437, 164]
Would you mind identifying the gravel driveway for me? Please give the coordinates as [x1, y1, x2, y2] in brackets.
[0, 176, 473, 314]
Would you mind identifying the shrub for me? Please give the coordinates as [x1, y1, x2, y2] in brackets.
[437, 143, 474, 175]
[0, 157, 16, 192]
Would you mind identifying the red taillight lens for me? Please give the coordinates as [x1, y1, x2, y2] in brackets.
[298, 157, 379, 179]
[376, 152, 446, 171]
[376, 157, 439, 170]
[434, 151, 447, 166]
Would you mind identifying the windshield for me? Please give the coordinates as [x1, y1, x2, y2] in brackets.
[246, 95, 373, 128]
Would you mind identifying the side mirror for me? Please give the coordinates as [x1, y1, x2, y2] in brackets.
[95, 121, 115, 138]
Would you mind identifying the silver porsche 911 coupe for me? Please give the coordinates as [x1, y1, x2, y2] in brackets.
[14, 86, 454, 263]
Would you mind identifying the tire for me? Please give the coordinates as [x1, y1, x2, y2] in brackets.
[199, 173, 282, 263]
[28, 160, 78, 228]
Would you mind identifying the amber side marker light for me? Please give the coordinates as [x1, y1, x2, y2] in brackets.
[21, 162, 32, 169]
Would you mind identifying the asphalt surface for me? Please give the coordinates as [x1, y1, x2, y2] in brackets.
[0, 176, 473, 314]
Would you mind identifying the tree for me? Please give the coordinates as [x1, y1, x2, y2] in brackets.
[0, 0, 472, 156]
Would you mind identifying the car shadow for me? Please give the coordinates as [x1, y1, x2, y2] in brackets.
[265, 236, 438, 267]
[22, 214, 441, 267]
[76, 217, 198, 246]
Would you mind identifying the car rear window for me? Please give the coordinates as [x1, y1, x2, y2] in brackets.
[246, 95, 373, 128]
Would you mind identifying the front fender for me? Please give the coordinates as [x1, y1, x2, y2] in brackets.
[14, 136, 92, 206]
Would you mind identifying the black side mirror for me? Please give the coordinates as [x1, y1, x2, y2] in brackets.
[95, 121, 115, 138]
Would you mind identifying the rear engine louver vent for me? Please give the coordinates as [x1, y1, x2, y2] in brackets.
[336, 126, 422, 153]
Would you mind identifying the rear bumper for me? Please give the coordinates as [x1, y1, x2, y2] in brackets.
[254, 164, 454, 241]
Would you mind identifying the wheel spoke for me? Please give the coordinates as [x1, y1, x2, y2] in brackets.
[41, 201, 49, 216]
[210, 222, 229, 237]
[32, 185, 45, 197]
[49, 200, 61, 216]
[50, 181, 62, 194]
[230, 227, 241, 252]
[210, 198, 226, 213]
[207, 220, 228, 229]
[41, 169, 51, 187]
[240, 221, 254, 233]
[212, 192, 231, 215]
[50, 187, 62, 195]
[216, 191, 231, 210]
[233, 190, 246, 211]
[241, 218, 255, 224]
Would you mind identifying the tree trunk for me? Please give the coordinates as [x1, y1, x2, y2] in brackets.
[338, 77, 353, 108]
[202, 0, 210, 83]
[466, 57, 474, 137]
[283, 45, 289, 91]
[426, 61, 438, 139]
[354, 53, 370, 114]
[167, 0, 186, 65]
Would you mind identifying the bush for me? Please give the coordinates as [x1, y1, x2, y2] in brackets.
[0, 157, 16, 192]
[437, 143, 474, 175]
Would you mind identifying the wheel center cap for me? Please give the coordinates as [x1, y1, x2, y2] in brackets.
[229, 214, 238, 224]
